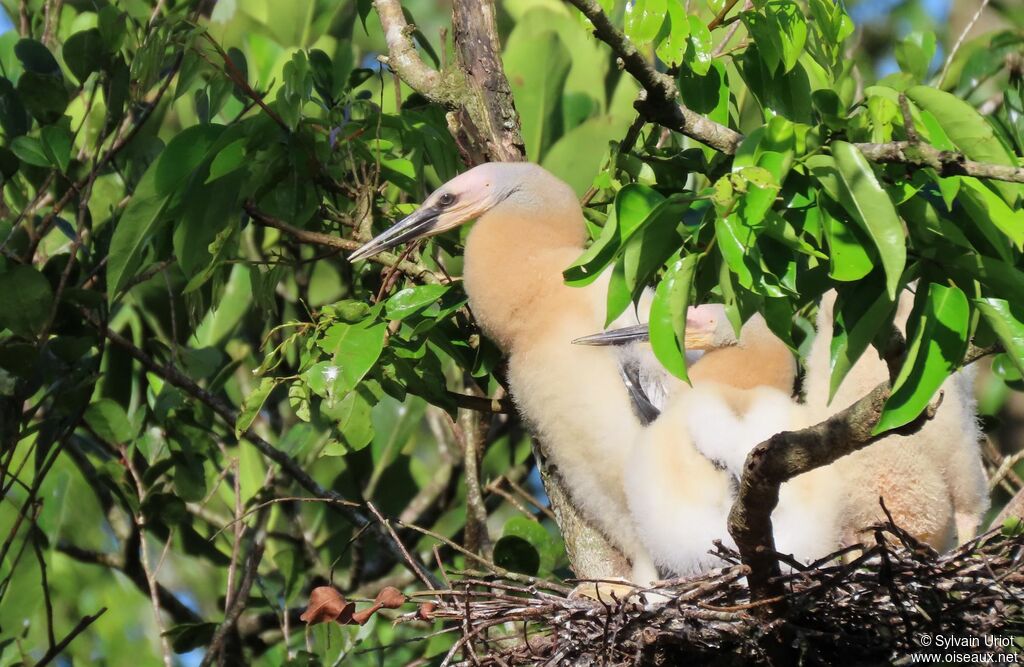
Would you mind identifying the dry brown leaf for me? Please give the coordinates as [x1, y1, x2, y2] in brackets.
[374, 586, 406, 609]
[300, 586, 356, 625]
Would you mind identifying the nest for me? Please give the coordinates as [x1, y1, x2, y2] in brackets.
[403, 523, 1024, 666]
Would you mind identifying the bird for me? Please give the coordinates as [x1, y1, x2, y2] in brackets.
[804, 289, 990, 550]
[349, 162, 665, 578]
[602, 305, 843, 576]
[350, 162, 842, 584]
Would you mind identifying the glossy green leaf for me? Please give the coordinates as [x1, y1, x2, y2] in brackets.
[0, 265, 53, 338]
[235, 377, 275, 437]
[685, 15, 713, 76]
[625, 0, 667, 44]
[875, 283, 970, 434]
[830, 141, 906, 298]
[322, 388, 374, 451]
[957, 177, 1024, 250]
[385, 285, 450, 319]
[906, 85, 1022, 204]
[655, 1, 689, 65]
[828, 278, 898, 402]
[85, 399, 135, 445]
[318, 321, 387, 389]
[649, 253, 698, 381]
[975, 298, 1024, 377]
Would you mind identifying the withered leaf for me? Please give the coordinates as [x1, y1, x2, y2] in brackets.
[300, 586, 356, 625]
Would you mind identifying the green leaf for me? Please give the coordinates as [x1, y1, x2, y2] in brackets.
[10, 135, 50, 167]
[649, 253, 698, 381]
[625, 0, 668, 45]
[235, 377, 275, 438]
[501, 516, 558, 573]
[0, 77, 31, 138]
[894, 31, 936, 81]
[875, 283, 970, 434]
[62, 29, 106, 84]
[205, 138, 246, 183]
[0, 265, 53, 338]
[685, 15, 713, 76]
[957, 177, 1024, 250]
[84, 398, 135, 445]
[106, 167, 172, 300]
[906, 85, 1022, 204]
[41, 122, 72, 172]
[504, 30, 571, 161]
[655, 2, 689, 65]
[493, 535, 540, 576]
[385, 285, 450, 319]
[17, 71, 68, 124]
[14, 39, 60, 76]
[154, 124, 224, 196]
[828, 278, 899, 402]
[322, 389, 374, 451]
[108, 125, 224, 298]
[975, 298, 1024, 377]
[318, 321, 387, 390]
[830, 141, 906, 299]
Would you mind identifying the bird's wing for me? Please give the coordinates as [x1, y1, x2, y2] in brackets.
[574, 292, 697, 420]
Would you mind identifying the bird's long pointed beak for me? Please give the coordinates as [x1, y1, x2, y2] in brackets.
[572, 317, 720, 349]
[573, 325, 649, 346]
[348, 206, 442, 262]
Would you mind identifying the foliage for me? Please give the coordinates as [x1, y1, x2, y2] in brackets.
[0, 0, 1022, 664]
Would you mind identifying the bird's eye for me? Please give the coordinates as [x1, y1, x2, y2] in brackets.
[437, 193, 456, 207]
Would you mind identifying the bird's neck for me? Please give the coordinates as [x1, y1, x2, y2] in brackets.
[690, 325, 797, 394]
[462, 207, 590, 351]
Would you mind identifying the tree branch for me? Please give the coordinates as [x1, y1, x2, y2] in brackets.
[852, 141, 1024, 183]
[373, 0, 447, 102]
[562, 0, 743, 154]
[728, 343, 1000, 608]
[244, 203, 445, 284]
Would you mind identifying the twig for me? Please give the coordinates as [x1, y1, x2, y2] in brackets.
[33, 608, 107, 667]
[562, 0, 742, 154]
[244, 203, 445, 284]
[200, 541, 266, 667]
[940, 0, 992, 86]
[121, 446, 174, 667]
[854, 141, 1024, 183]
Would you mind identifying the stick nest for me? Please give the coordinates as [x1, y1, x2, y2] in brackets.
[402, 523, 1024, 666]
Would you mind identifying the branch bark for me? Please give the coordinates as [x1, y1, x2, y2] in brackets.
[853, 141, 1024, 183]
[374, 0, 525, 165]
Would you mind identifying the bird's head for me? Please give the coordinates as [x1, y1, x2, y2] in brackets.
[349, 162, 576, 262]
[683, 303, 738, 350]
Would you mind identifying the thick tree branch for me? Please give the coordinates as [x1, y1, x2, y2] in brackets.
[450, 0, 526, 163]
[729, 344, 1000, 608]
[373, 0, 447, 101]
[563, 0, 742, 154]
